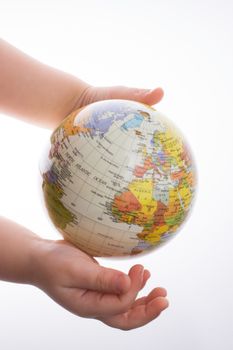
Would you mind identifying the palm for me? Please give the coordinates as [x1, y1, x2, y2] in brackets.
[100, 287, 168, 330]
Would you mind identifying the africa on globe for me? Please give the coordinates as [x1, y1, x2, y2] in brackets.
[40, 99, 196, 257]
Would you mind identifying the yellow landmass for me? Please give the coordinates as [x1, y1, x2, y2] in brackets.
[164, 187, 182, 217]
[120, 213, 136, 225]
[169, 224, 180, 233]
[141, 232, 161, 244]
[140, 224, 169, 244]
[128, 179, 157, 223]
[178, 180, 192, 210]
[155, 129, 184, 167]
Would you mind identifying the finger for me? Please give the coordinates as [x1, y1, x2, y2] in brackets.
[131, 287, 167, 308]
[146, 287, 167, 301]
[140, 269, 151, 290]
[125, 296, 169, 330]
[78, 86, 164, 107]
[111, 264, 144, 311]
[73, 262, 131, 294]
[105, 86, 164, 105]
[76, 264, 144, 318]
[119, 264, 144, 302]
[101, 296, 169, 330]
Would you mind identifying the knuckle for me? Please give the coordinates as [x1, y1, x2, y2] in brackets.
[96, 269, 107, 291]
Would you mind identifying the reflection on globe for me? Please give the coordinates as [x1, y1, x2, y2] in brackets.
[40, 99, 196, 257]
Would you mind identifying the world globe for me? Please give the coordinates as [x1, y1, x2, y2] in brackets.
[40, 99, 196, 257]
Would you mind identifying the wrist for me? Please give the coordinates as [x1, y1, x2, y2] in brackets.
[67, 83, 93, 115]
[0, 217, 53, 286]
[28, 237, 55, 288]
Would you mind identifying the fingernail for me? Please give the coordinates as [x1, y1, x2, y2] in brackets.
[139, 266, 144, 280]
[164, 298, 169, 309]
[156, 87, 164, 95]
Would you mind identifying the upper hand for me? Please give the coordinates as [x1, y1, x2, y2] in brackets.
[72, 85, 164, 112]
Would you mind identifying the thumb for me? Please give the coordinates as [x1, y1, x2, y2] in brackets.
[79, 263, 131, 294]
[77, 86, 164, 108]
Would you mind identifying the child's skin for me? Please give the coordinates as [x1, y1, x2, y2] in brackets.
[0, 39, 168, 330]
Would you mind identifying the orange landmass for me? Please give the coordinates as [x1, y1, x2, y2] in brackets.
[62, 110, 91, 138]
[113, 191, 141, 212]
[153, 201, 167, 225]
[134, 165, 147, 177]
[171, 170, 186, 181]
[181, 146, 192, 167]
[133, 156, 155, 177]
[51, 107, 90, 144]
[186, 171, 195, 187]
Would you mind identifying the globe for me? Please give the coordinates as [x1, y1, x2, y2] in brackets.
[40, 99, 196, 257]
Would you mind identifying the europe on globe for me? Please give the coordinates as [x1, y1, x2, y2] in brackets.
[40, 99, 196, 257]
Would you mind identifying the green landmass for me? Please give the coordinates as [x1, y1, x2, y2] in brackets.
[42, 179, 75, 230]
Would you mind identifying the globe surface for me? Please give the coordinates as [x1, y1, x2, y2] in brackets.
[40, 99, 196, 257]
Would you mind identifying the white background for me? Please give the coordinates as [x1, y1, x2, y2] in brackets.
[0, 0, 233, 349]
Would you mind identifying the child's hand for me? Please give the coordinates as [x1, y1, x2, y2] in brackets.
[32, 239, 168, 330]
[0, 40, 164, 128]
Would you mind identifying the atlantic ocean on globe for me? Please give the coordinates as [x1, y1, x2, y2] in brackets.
[40, 99, 196, 257]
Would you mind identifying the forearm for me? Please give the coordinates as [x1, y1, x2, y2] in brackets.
[0, 216, 44, 284]
[0, 39, 90, 128]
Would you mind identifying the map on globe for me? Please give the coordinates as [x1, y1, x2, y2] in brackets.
[40, 99, 196, 257]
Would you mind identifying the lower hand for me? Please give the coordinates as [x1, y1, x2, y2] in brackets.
[32, 239, 169, 330]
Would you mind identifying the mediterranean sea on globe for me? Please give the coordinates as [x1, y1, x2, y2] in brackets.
[40, 99, 196, 257]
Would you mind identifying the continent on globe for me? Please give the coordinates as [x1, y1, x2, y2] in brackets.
[40, 99, 197, 257]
